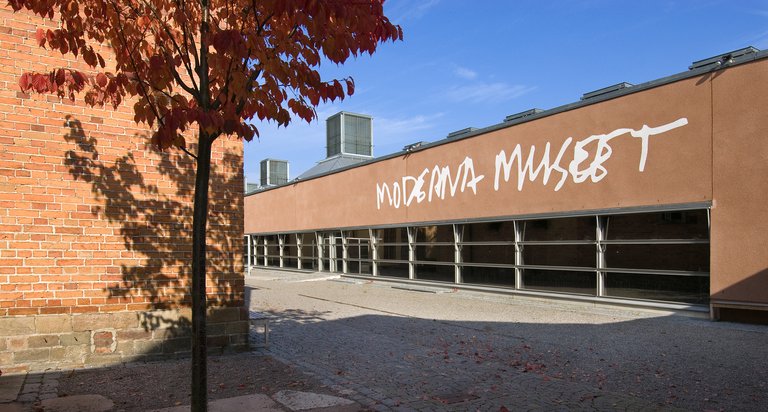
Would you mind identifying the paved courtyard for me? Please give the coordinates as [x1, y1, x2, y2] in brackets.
[246, 269, 768, 412]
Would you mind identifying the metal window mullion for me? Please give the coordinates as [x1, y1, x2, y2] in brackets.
[260, 237, 266, 266]
[246, 235, 252, 268]
[296, 234, 303, 270]
[341, 232, 348, 274]
[340, 113, 346, 154]
[518, 240, 597, 245]
[597, 216, 606, 297]
[408, 227, 415, 280]
[454, 224, 462, 284]
[599, 239, 709, 245]
[514, 220, 522, 289]
[458, 241, 515, 246]
[370, 229, 378, 277]
[460, 262, 517, 269]
[518, 264, 598, 272]
[601, 267, 710, 277]
[253, 237, 258, 266]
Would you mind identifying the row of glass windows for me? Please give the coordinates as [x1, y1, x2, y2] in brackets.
[245, 210, 710, 305]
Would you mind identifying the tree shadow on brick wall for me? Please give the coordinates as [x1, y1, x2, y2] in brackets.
[61, 115, 244, 346]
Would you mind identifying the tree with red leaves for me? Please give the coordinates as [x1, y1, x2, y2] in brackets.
[10, 0, 401, 409]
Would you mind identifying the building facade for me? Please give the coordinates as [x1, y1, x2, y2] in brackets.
[245, 48, 768, 321]
[0, 6, 246, 373]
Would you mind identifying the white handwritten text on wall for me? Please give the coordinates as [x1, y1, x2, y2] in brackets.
[375, 118, 688, 210]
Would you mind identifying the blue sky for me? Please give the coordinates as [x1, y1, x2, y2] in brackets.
[243, 0, 768, 184]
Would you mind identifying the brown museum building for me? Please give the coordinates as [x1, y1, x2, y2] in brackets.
[245, 47, 768, 322]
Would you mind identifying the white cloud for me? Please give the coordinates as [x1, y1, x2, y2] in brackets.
[373, 113, 444, 153]
[445, 82, 536, 104]
[386, 0, 441, 22]
[454, 66, 478, 80]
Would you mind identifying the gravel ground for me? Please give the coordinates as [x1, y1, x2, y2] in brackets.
[29, 272, 768, 412]
[246, 272, 768, 411]
[55, 352, 344, 411]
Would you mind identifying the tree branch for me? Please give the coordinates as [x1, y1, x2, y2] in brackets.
[107, 0, 164, 127]
[180, 145, 198, 160]
[137, 0, 200, 96]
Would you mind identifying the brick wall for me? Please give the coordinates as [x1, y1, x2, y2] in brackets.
[0, 6, 246, 372]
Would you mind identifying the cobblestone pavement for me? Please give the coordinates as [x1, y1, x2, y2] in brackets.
[246, 272, 768, 412]
[15, 371, 61, 404]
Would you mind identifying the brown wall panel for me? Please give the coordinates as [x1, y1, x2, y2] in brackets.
[246, 74, 714, 234]
[711, 60, 768, 305]
[244, 184, 297, 233]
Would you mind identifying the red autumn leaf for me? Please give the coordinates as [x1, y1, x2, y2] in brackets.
[83, 49, 96, 67]
[95, 73, 108, 87]
[31, 74, 50, 93]
[345, 78, 355, 96]
[34, 28, 46, 46]
[55, 69, 65, 86]
[18, 72, 30, 91]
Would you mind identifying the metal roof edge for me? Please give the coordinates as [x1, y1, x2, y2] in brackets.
[326, 110, 373, 120]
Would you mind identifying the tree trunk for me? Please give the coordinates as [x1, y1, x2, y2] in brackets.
[191, 133, 213, 412]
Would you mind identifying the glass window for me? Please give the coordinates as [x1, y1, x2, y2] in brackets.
[284, 245, 298, 259]
[378, 245, 409, 261]
[345, 230, 371, 261]
[300, 257, 317, 271]
[461, 266, 516, 287]
[462, 221, 515, 243]
[347, 240, 372, 260]
[243, 236, 250, 266]
[265, 235, 279, 267]
[299, 233, 315, 255]
[283, 257, 298, 268]
[253, 236, 265, 266]
[606, 210, 708, 240]
[415, 263, 454, 283]
[461, 245, 515, 265]
[347, 260, 373, 275]
[377, 262, 409, 278]
[522, 245, 596, 268]
[414, 225, 454, 243]
[298, 233, 315, 246]
[604, 244, 709, 272]
[284, 234, 298, 246]
[374, 228, 408, 244]
[522, 269, 596, 296]
[415, 245, 454, 263]
[522, 216, 595, 241]
[605, 272, 709, 304]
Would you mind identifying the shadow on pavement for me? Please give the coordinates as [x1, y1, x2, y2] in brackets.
[254, 295, 768, 411]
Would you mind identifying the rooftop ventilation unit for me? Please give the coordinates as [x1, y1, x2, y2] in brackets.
[504, 108, 543, 123]
[260, 158, 289, 186]
[326, 112, 373, 159]
[402, 141, 428, 152]
[581, 82, 634, 101]
[446, 127, 478, 139]
[688, 46, 760, 70]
